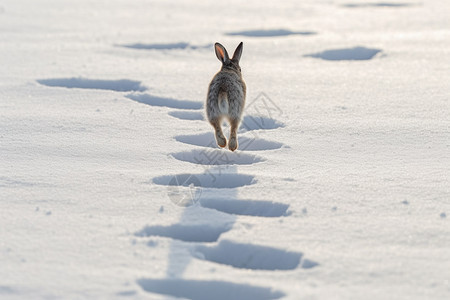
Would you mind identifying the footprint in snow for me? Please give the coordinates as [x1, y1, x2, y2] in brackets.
[239, 115, 286, 132]
[168, 110, 204, 121]
[119, 42, 212, 51]
[342, 2, 416, 8]
[174, 132, 285, 151]
[126, 93, 202, 110]
[199, 198, 291, 218]
[37, 77, 147, 92]
[193, 240, 318, 270]
[137, 278, 284, 300]
[168, 112, 286, 132]
[135, 223, 232, 243]
[170, 149, 265, 166]
[226, 29, 316, 37]
[305, 46, 383, 61]
[152, 173, 256, 189]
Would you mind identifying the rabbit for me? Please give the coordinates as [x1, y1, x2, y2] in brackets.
[206, 42, 246, 151]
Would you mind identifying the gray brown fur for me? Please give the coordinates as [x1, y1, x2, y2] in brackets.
[206, 42, 246, 151]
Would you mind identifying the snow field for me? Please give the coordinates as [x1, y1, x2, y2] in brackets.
[1, 0, 449, 299]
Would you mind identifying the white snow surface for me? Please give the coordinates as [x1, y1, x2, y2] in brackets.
[1, 0, 449, 299]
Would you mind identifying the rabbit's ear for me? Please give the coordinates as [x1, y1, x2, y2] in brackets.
[215, 43, 229, 63]
[231, 42, 243, 62]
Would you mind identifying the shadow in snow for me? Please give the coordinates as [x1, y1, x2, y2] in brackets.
[227, 29, 316, 37]
[37, 77, 147, 92]
[305, 46, 382, 61]
[137, 278, 285, 300]
[126, 93, 203, 110]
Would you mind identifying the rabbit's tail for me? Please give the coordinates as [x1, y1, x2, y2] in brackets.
[218, 90, 229, 115]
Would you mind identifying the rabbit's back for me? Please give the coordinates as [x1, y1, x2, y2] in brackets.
[207, 70, 246, 119]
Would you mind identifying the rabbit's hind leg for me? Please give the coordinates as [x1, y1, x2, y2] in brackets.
[210, 118, 227, 148]
[228, 118, 240, 151]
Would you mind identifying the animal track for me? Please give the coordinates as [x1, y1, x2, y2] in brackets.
[199, 198, 290, 217]
[37, 77, 147, 92]
[305, 46, 382, 61]
[168, 110, 204, 121]
[167, 113, 286, 132]
[175, 132, 284, 151]
[171, 149, 265, 165]
[240, 115, 286, 132]
[135, 223, 232, 243]
[116, 290, 137, 296]
[0, 285, 15, 295]
[120, 42, 212, 50]
[0, 176, 35, 188]
[153, 173, 256, 189]
[194, 240, 316, 270]
[127, 42, 312, 297]
[137, 278, 285, 300]
[126, 93, 203, 110]
[226, 29, 316, 37]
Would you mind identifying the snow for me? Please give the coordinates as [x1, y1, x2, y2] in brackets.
[1, 0, 449, 299]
